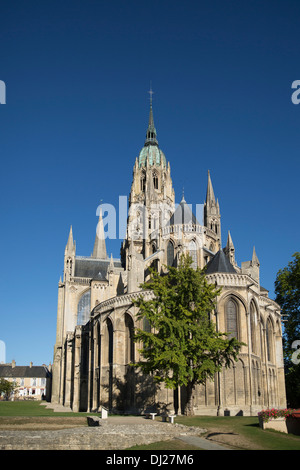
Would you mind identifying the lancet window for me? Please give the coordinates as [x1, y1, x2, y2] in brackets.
[77, 290, 91, 326]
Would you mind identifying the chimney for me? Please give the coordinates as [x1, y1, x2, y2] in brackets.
[11, 359, 16, 368]
[29, 361, 33, 368]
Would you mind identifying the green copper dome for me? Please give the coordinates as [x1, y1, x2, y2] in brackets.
[138, 145, 167, 168]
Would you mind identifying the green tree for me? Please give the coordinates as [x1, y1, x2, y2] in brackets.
[275, 252, 300, 407]
[0, 378, 17, 400]
[133, 255, 244, 415]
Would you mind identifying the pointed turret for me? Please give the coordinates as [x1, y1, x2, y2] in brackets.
[204, 170, 221, 240]
[206, 170, 216, 206]
[64, 226, 76, 281]
[241, 246, 260, 284]
[224, 231, 235, 266]
[108, 253, 114, 272]
[252, 246, 260, 266]
[92, 208, 108, 259]
[65, 226, 75, 255]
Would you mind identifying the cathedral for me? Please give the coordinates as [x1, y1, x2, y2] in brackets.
[51, 98, 286, 416]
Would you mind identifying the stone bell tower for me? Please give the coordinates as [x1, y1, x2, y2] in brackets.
[121, 92, 175, 290]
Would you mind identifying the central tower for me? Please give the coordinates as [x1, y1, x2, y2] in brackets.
[121, 95, 175, 290]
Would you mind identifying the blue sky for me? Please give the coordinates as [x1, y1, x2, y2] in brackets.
[0, 0, 299, 367]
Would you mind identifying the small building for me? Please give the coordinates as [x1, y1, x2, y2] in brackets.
[0, 361, 52, 401]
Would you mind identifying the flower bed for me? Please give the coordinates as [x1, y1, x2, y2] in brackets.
[258, 408, 298, 434]
[258, 408, 296, 423]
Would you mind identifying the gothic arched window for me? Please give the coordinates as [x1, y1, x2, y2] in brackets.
[167, 240, 174, 267]
[226, 298, 238, 339]
[250, 301, 258, 354]
[153, 172, 158, 189]
[125, 314, 134, 364]
[140, 173, 146, 192]
[107, 318, 113, 365]
[266, 318, 273, 362]
[189, 240, 197, 269]
[77, 290, 91, 326]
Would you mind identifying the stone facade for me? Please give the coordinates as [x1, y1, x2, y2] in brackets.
[51, 101, 286, 416]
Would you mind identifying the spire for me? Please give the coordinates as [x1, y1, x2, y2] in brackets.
[224, 231, 235, 265]
[64, 226, 75, 281]
[226, 231, 234, 250]
[144, 84, 158, 147]
[92, 208, 108, 259]
[206, 170, 216, 206]
[252, 246, 260, 266]
[65, 226, 75, 254]
[204, 170, 221, 244]
[108, 253, 114, 273]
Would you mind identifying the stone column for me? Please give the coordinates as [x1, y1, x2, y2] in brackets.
[59, 341, 66, 405]
[87, 324, 93, 412]
[64, 332, 74, 408]
[51, 345, 62, 404]
[112, 315, 126, 411]
[245, 310, 253, 409]
[92, 323, 100, 412]
[262, 326, 270, 408]
[72, 326, 82, 412]
[99, 317, 110, 409]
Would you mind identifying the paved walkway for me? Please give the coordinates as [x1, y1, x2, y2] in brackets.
[177, 435, 231, 450]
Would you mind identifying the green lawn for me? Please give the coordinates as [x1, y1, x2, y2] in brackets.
[0, 400, 95, 417]
[128, 415, 300, 451]
[174, 415, 300, 450]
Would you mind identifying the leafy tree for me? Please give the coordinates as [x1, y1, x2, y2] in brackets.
[0, 378, 17, 400]
[133, 255, 244, 415]
[275, 252, 300, 407]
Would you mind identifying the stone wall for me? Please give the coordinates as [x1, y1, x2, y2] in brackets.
[0, 420, 205, 450]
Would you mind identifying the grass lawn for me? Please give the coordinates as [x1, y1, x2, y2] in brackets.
[129, 415, 300, 451]
[0, 400, 96, 430]
[0, 400, 96, 417]
[175, 415, 300, 450]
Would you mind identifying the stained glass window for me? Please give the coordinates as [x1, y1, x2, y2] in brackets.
[226, 299, 238, 339]
[189, 240, 197, 269]
[266, 319, 273, 362]
[77, 290, 91, 326]
[167, 241, 174, 267]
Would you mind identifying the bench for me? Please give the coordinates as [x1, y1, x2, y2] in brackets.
[87, 416, 102, 427]
[161, 414, 176, 423]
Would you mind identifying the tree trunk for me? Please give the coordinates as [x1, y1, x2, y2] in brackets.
[184, 382, 195, 416]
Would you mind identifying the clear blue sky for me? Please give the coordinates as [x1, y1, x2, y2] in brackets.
[0, 0, 299, 367]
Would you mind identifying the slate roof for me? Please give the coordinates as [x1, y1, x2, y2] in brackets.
[205, 249, 237, 274]
[0, 364, 51, 378]
[74, 257, 122, 280]
[168, 197, 200, 226]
